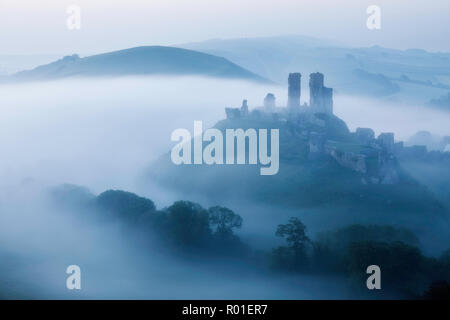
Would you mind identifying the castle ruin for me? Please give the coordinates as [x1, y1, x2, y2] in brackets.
[222, 72, 409, 184]
[287, 73, 301, 111]
[225, 71, 334, 119]
[309, 72, 333, 114]
[264, 93, 276, 112]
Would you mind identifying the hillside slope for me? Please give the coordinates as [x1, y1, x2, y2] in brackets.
[147, 113, 449, 250]
[180, 35, 450, 105]
[8, 46, 269, 83]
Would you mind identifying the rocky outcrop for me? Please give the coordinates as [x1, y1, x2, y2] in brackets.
[326, 146, 367, 174]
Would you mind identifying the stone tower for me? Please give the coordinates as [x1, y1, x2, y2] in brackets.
[309, 72, 333, 114]
[240, 99, 249, 117]
[264, 93, 276, 112]
[288, 73, 301, 110]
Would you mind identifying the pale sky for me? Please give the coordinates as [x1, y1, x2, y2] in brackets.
[1, 0, 449, 54]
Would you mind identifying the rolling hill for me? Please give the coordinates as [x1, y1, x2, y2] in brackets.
[180, 35, 450, 105]
[7, 46, 269, 83]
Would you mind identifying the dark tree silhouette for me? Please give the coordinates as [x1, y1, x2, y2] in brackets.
[273, 217, 311, 271]
[424, 281, 450, 300]
[208, 206, 243, 238]
[163, 201, 211, 248]
[276, 217, 311, 252]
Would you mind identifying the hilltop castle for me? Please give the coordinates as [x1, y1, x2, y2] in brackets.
[224, 72, 404, 184]
[226, 72, 334, 119]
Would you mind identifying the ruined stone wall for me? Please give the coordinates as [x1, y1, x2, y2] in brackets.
[309, 72, 333, 114]
[288, 73, 301, 110]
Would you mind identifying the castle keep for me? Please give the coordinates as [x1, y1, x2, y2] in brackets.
[309, 72, 333, 114]
[287, 73, 301, 110]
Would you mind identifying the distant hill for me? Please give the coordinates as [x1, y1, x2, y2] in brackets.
[180, 35, 450, 105]
[6, 46, 269, 83]
[0, 54, 63, 75]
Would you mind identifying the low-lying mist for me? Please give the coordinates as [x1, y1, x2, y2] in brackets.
[0, 76, 448, 299]
[334, 95, 450, 142]
[2, 76, 448, 197]
[2, 182, 352, 299]
[0, 76, 285, 201]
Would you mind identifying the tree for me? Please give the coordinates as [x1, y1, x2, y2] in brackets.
[274, 217, 311, 270]
[96, 190, 156, 223]
[164, 201, 211, 248]
[208, 206, 242, 239]
[276, 217, 310, 252]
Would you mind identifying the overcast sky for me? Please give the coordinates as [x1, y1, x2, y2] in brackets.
[1, 0, 449, 55]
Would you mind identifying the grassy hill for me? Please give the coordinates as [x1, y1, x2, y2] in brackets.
[7, 46, 269, 83]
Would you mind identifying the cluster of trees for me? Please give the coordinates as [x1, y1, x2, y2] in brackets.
[52, 185, 450, 299]
[96, 190, 247, 255]
[53, 187, 247, 255]
[271, 218, 450, 299]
